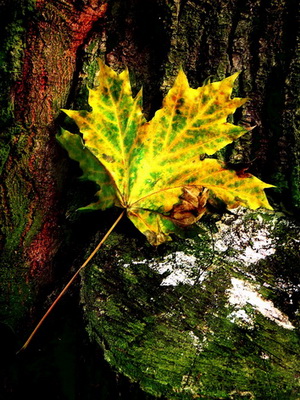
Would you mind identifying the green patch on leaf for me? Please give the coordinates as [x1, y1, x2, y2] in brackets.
[58, 61, 273, 245]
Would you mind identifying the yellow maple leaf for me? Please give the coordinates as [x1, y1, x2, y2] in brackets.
[58, 60, 273, 245]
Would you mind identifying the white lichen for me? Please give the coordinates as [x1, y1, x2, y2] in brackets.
[124, 251, 208, 286]
[228, 309, 255, 328]
[149, 252, 207, 286]
[214, 208, 276, 266]
[227, 278, 294, 330]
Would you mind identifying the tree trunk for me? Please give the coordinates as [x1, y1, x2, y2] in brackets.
[0, 0, 107, 325]
[1, 0, 299, 398]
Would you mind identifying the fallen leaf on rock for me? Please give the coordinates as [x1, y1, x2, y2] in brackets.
[58, 61, 273, 245]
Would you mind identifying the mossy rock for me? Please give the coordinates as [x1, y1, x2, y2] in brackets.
[81, 208, 300, 399]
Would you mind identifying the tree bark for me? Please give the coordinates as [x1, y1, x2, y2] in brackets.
[0, 0, 107, 325]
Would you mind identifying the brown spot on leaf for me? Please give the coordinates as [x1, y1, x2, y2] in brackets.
[145, 231, 170, 246]
[102, 153, 115, 163]
[169, 186, 209, 226]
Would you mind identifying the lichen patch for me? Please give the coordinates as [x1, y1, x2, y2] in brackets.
[149, 251, 207, 286]
[227, 277, 295, 330]
[214, 207, 276, 266]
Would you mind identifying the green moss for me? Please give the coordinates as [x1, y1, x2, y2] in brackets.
[0, 0, 35, 130]
[23, 210, 44, 248]
[81, 216, 300, 399]
[85, 58, 101, 88]
[0, 141, 10, 175]
[291, 166, 300, 208]
[1, 168, 31, 253]
[271, 171, 289, 193]
[0, 1, 39, 328]
[0, 259, 34, 327]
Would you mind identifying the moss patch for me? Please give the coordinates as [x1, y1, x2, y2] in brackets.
[81, 210, 300, 399]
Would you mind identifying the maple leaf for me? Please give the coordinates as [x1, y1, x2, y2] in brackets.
[58, 61, 273, 245]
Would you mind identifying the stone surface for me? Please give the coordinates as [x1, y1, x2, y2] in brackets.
[81, 208, 300, 399]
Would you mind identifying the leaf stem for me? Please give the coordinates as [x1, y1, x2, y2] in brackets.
[17, 210, 125, 354]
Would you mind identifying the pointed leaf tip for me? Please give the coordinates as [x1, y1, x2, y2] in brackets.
[59, 62, 273, 245]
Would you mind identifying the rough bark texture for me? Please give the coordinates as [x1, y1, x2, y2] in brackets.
[0, 0, 299, 398]
[0, 0, 107, 325]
